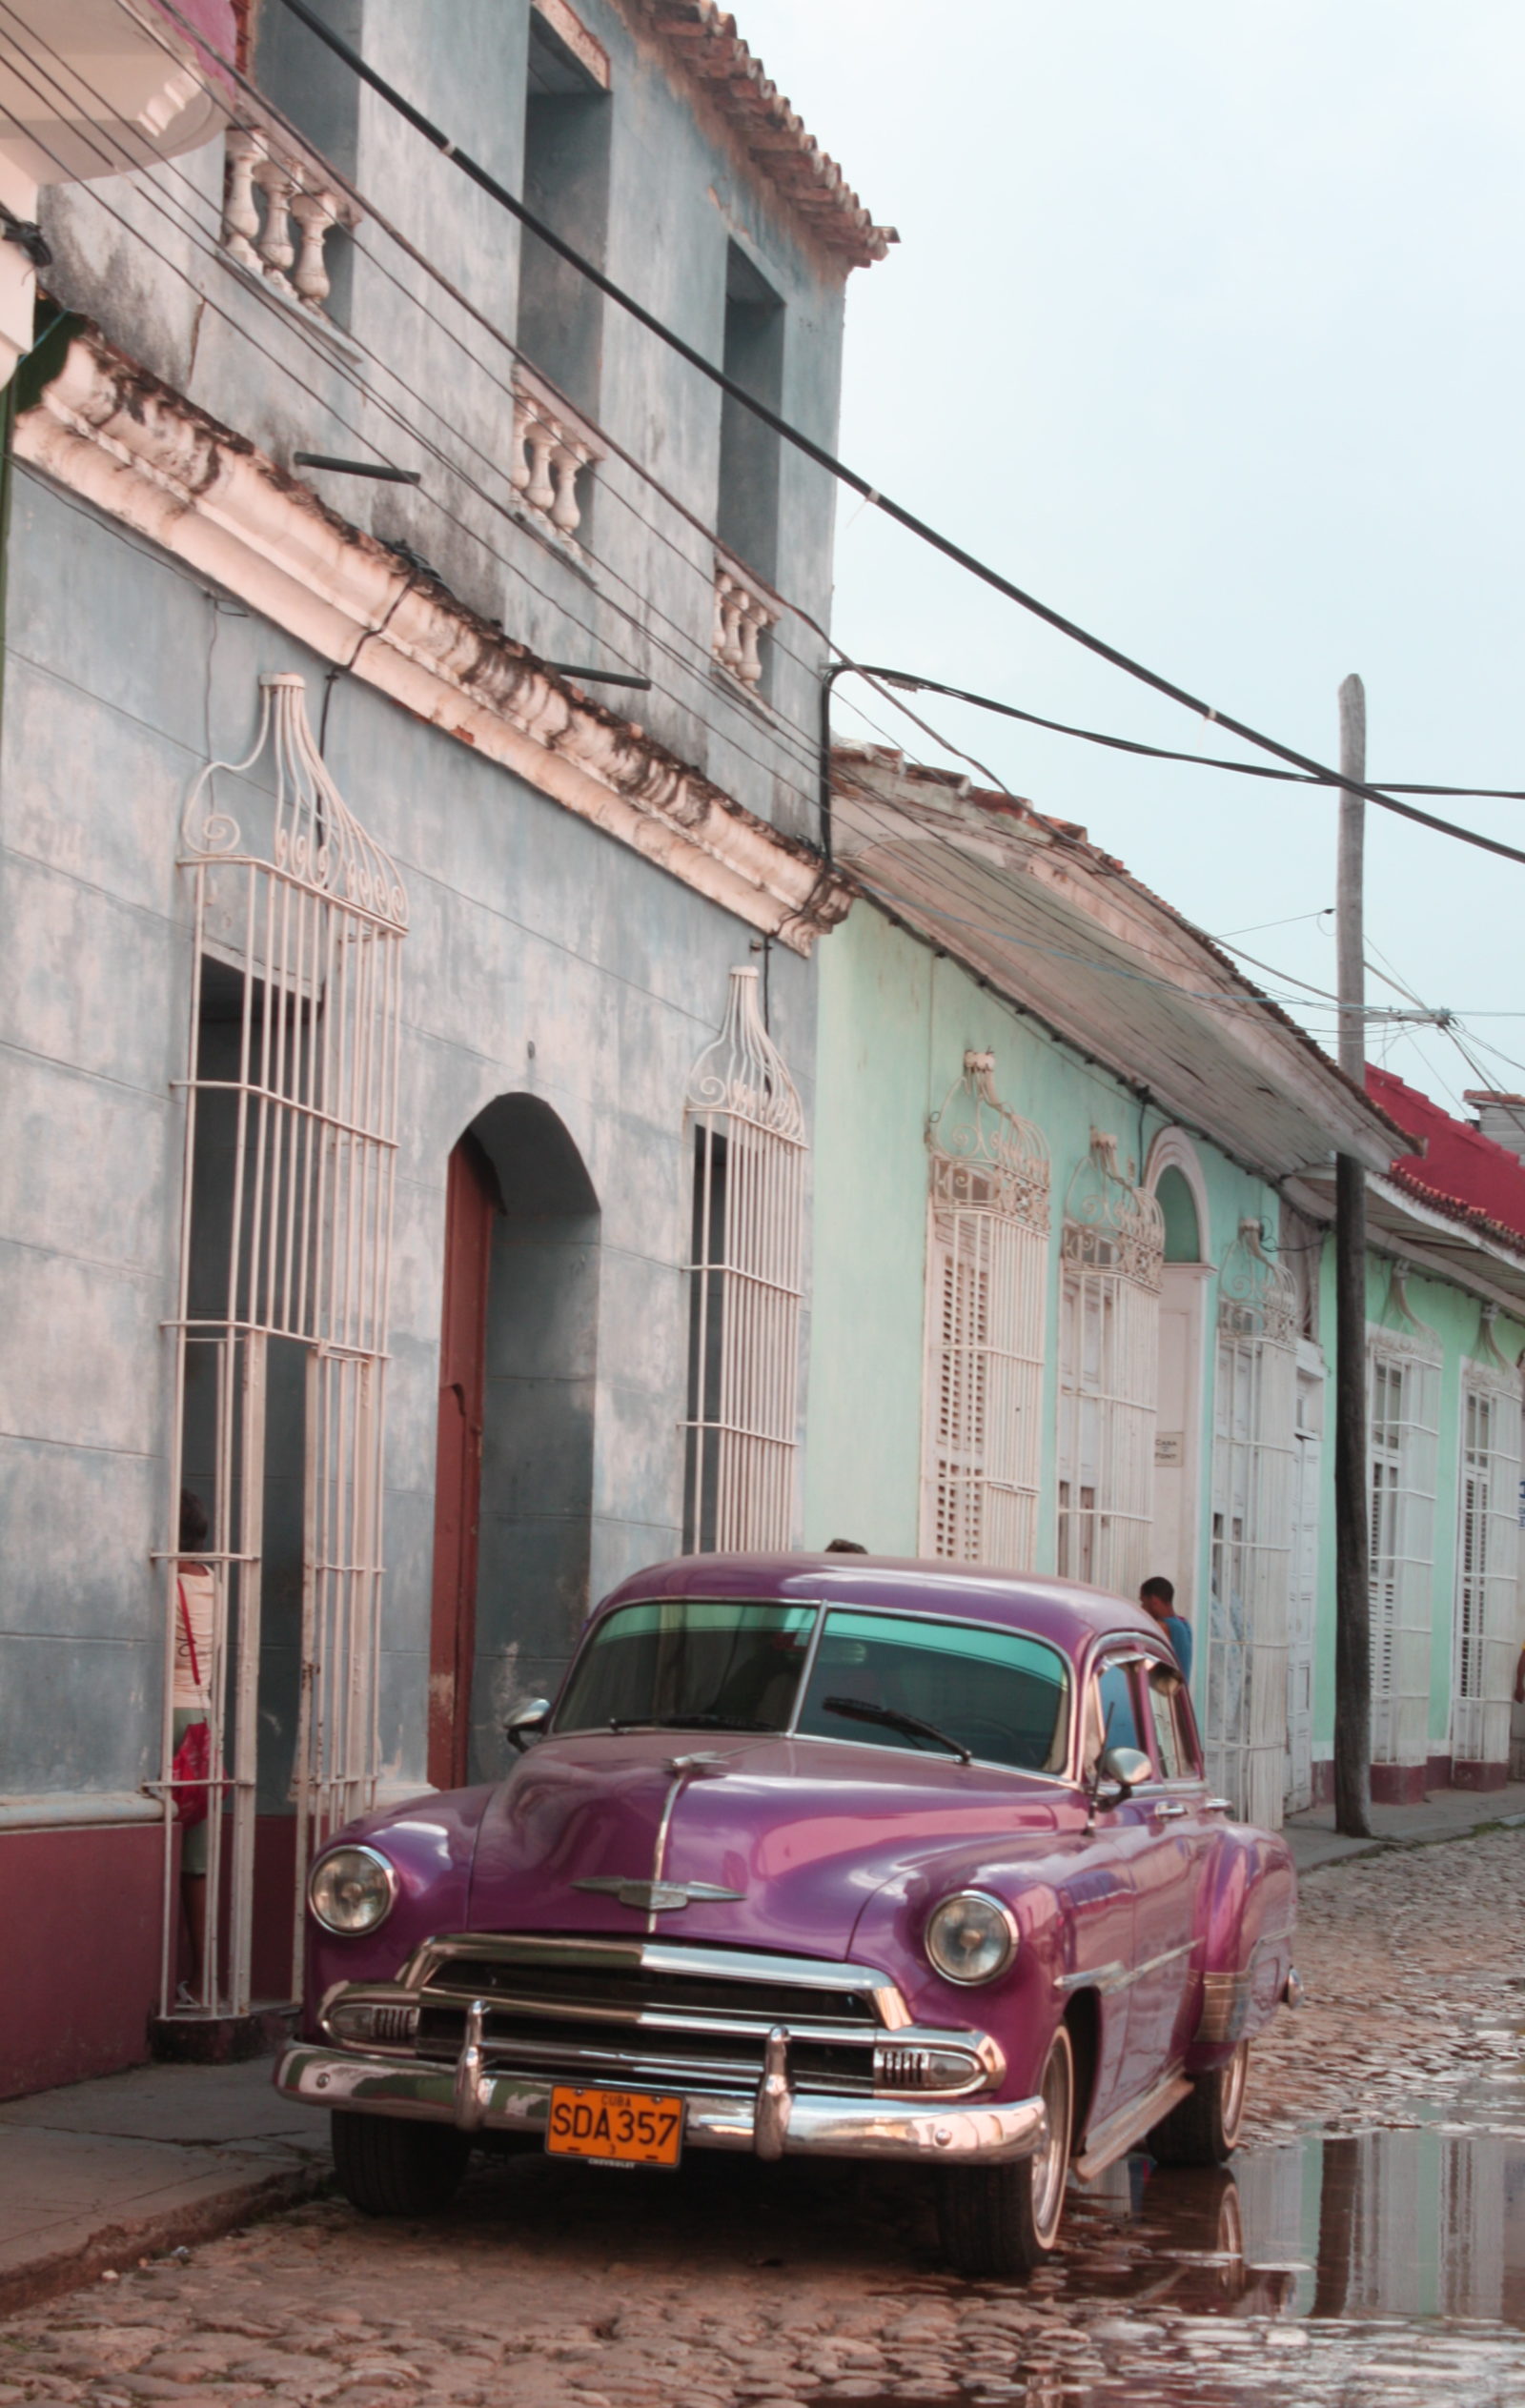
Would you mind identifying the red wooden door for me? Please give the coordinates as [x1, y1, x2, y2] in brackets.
[428, 1135, 497, 1791]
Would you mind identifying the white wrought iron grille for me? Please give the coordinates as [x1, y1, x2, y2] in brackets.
[1056, 1133, 1164, 1592]
[1207, 1221, 1297, 1828]
[1368, 1305, 1441, 1770]
[1452, 1316, 1521, 1768]
[159, 675, 407, 2017]
[920, 1050, 1049, 1567]
[682, 966, 806, 1552]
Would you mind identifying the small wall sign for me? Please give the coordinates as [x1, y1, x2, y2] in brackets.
[1155, 1430, 1185, 1467]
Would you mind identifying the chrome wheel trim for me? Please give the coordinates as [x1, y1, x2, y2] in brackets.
[1220, 2039, 1249, 2145]
[1031, 2032, 1073, 2249]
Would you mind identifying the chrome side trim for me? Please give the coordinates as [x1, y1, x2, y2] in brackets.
[1071, 2068, 1193, 2184]
[274, 2044, 1047, 2164]
[1056, 1938, 1194, 1999]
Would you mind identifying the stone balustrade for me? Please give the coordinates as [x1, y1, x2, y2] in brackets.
[712, 551, 780, 690]
[220, 128, 359, 321]
[509, 365, 605, 545]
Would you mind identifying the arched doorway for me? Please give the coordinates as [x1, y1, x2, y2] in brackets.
[428, 1097, 600, 1789]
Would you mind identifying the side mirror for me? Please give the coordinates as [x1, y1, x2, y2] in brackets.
[1099, 1745, 1151, 1791]
[504, 1697, 551, 1753]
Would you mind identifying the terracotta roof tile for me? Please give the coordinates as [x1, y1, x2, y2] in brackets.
[632, 0, 895, 268]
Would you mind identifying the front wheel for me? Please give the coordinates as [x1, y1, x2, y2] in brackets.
[331, 2111, 472, 2216]
[1147, 2038, 1249, 2167]
[938, 2024, 1074, 2279]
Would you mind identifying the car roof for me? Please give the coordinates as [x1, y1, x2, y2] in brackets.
[593, 1552, 1166, 1660]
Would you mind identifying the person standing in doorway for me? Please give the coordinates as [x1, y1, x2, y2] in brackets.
[173, 1490, 216, 1998]
[1139, 1574, 1193, 1682]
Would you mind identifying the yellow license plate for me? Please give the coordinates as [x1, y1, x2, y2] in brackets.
[546, 2085, 684, 2168]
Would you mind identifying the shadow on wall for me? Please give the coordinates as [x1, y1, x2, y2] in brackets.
[468, 1095, 600, 1783]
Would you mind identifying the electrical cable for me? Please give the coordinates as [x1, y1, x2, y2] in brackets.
[234, 0, 1525, 870]
[845, 666, 1525, 802]
[120, 1, 1525, 872]
[0, 36, 832, 820]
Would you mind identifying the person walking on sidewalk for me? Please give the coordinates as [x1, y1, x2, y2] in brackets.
[1139, 1574, 1193, 1683]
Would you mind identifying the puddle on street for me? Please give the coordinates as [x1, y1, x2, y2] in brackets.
[805, 2074, 1525, 2405]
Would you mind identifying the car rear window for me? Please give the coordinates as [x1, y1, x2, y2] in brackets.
[554, 1599, 815, 1734]
[795, 1609, 1069, 1774]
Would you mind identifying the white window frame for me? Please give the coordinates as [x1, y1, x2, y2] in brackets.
[1057, 1131, 1163, 1593]
[1452, 1315, 1521, 1768]
[1207, 1221, 1297, 1829]
[1368, 1292, 1441, 1770]
[682, 965, 806, 1552]
[920, 1050, 1049, 1567]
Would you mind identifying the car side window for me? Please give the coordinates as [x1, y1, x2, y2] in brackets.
[1095, 1659, 1143, 1757]
[1146, 1668, 1186, 1779]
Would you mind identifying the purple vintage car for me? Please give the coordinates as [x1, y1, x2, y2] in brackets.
[274, 1554, 1298, 2275]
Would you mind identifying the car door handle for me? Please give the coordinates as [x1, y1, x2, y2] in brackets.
[1150, 1800, 1190, 1820]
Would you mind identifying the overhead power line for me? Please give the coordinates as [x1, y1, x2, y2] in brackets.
[253, 0, 1525, 871]
[853, 667, 1525, 803]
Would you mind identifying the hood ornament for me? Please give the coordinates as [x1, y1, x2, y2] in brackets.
[572, 1876, 745, 1913]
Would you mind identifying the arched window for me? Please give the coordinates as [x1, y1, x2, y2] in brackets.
[921, 1051, 1049, 1567]
[682, 966, 806, 1551]
[1209, 1220, 1297, 1827]
[1057, 1134, 1164, 1591]
[1452, 1307, 1520, 1771]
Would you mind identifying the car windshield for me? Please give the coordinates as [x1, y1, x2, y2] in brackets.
[553, 1599, 815, 1734]
[796, 1609, 1069, 1774]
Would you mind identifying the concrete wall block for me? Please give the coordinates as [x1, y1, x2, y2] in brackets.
[0, 1052, 173, 1275]
[0, 1436, 163, 1649]
[0, 1240, 169, 1457]
[593, 1373, 685, 1533]
[598, 1243, 686, 1402]
[0, 1633, 160, 1795]
[0, 851, 179, 1096]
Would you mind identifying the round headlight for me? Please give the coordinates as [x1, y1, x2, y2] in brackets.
[925, 1891, 1018, 1986]
[309, 1845, 396, 1936]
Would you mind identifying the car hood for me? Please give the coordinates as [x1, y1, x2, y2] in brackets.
[466, 1729, 1067, 1957]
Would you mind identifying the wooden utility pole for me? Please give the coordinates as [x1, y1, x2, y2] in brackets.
[1333, 673, 1372, 1837]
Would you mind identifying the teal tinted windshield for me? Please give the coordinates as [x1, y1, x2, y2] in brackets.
[796, 1610, 1069, 1773]
[555, 1599, 816, 1734]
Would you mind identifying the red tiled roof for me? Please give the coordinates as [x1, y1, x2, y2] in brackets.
[1368, 1065, 1525, 1248]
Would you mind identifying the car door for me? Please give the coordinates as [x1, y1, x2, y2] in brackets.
[1124, 1652, 1215, 2083]
[1092, 1646, 1207, 2102]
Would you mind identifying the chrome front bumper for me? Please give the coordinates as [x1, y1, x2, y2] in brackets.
[274, 2024, 1048, 2165]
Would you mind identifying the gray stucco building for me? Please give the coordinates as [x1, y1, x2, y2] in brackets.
[0, 0, 886, 2093]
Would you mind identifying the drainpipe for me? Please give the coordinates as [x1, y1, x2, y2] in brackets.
[818, 659, 854, 866]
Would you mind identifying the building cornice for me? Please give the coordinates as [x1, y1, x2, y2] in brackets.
[14, 328, 850, 956]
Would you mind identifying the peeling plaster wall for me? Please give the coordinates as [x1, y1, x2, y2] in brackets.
[0, 467, 816, 1807]
[36, 0, 849, 846]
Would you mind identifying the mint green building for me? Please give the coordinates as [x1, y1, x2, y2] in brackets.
[803, 751, 1523, 1824]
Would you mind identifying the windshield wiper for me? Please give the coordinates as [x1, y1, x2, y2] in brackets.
[822, 1695, 973, 1765]
[606, 1712, 778, 1733]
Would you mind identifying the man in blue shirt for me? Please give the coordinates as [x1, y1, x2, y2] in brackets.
[1140, 1575, 1192, 1683]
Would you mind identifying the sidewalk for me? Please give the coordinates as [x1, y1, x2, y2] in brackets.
[1286, 1777, 1525, 1872]
[0, 2056, 328, 2317]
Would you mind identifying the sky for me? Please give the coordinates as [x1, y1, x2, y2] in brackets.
[737, 0, 1525, 1122]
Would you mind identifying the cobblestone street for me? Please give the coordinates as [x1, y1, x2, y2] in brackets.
[5, 1830, 1525, 2408]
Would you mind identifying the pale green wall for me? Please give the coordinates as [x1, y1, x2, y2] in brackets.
[1309, 1251, 1525, 1761]
[804, 906, 1283, 1614]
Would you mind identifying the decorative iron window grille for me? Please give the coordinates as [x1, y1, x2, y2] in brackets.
[682, 966, 805, 1552]
[160, 675, 406, 2017]
[920, 1051, 1049, 1567]
[1207, 1220, 1297, 1828]
[1367, 1271, 1441, 1771]
[1452, 1309, 1521, 1768]
[1056, 1132, 1164, 1592]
